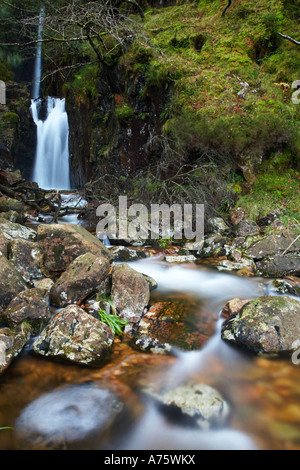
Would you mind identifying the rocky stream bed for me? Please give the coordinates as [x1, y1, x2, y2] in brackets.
[0, 172, 299, 450]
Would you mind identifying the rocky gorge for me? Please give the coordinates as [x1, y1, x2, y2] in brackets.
[0, 169, 299, 449]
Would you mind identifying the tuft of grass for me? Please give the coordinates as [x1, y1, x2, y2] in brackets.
[98, 309, 128, 336]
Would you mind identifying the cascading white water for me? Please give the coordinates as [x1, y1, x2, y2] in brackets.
[30, 7, 71, 190]
[32, 8, 44, 100]
[31, 98, 71, 190]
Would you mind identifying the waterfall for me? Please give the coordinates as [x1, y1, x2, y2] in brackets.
[30, 7, 71, 190]
[32, 8, 44, 100]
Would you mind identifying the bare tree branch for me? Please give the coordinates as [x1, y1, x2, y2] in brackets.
[277, 32, 300, 45]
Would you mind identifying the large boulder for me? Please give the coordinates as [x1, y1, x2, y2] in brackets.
[111, 263, 150, 323]
[49, 252, 111, 307]
[244, 232, 300, 261]
[221, 295, 300, 355]
[9, 239, 44, 284]
[0, 220, 37, 242]
[37, 223, 113, 276]
[33, 304, 114, 366]
[256, 254, 300, 278]
[0, 255, 27, 314]
[0, 323, 31, 375]
[1, 288, 51, 333]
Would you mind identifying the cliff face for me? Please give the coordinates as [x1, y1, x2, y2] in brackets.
[65, 62, 170, 189]
[0, 82, 36, 179]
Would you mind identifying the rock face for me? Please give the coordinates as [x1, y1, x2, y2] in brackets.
[33, 304, 114, 366]
[111, 263, 150, 323]
[1, 288, 51, 333]
[37, 223, 113, 276]
[49, 252, 111, 307]
[221, 295, 300, 355]
[0, 323, 31, 374]
[0, 255, 27, 313]
[144, 381, 230, 430]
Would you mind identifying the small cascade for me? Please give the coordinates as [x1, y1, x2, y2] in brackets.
[30, 7, 71, 190]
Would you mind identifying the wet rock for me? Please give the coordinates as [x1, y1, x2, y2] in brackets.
[112, 245, 146, 262]
[0, 220, 37, 242]
[33, 304, 114, 366]
[0, 323, 31, 375]
[37, 223, 113, 276]
[0, 196, 25, 216]
[0, 255, 27, 314]
[256, 254, 300, 278]
[144, 381, 230, 430]
[221, 298, 251, 319]
[49, 252, 111, 307]
[111, 263, 150, 323]
[15, 383, 124, 450]
[217, 257, 256, 273]
[0, 169, 23, 187]
[165, 255, 197, 263]
[2, 288, 51, 333]
[200, 234, 231, 258]
[244, 232, 300, 261]
[207, 217, 230, 235]
[141, 273, 157, 291]
[268, 277, 300, 297]
[131, 299, 216, 354]
[9, 239, 44, 284]
[221, 295, 300, 355]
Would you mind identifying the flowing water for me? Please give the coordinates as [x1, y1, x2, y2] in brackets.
[1, 255, 300, 450]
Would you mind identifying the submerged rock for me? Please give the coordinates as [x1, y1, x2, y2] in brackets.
[15, 383, 124, 450]
[0, 255, 27, 313]
[37, 223, 113, 276]
[49, 252, 111, 307]
[131, 299, 216, 354]
[221, 295, 300, 355]
[111, 263, 150, 323]
[0, 323, 31, 375]
[2, 288, 51, 333]
[144, 381, 230, 430]
[33, 304, 114, 366]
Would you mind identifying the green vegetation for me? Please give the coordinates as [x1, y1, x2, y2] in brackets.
[98, 309, 128, 336]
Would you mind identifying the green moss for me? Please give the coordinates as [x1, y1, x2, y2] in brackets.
[115, 101, 135, 123]
[1, 112, 19, 125]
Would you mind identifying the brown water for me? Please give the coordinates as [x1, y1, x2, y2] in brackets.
[1, 257, 300, 450]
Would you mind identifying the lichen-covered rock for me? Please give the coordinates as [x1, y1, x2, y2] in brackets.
[233, 219, 260, 237]
[131, 299, 217, 354]
[0, 220, 37, 241]
[2, 288, 51, 333]
[207, 217, 230, 235]
[10, 239, 44, 284]
[112, 246, 146, 262]
[144, 381, 230, 430]
[0, 255, 27, 314]
[244, 232, 300, 261]
[0, 196, 25, 219]
[111, 263, 150, 323]
[221, 295, 300, 355]
[33, 304, 114, 366]
[199, 234, 231, 258]
[37, 223, 113, 275]
[256, 254, 300, 278]
[0, 323, 31, 375]
[49, 252, 111, 307]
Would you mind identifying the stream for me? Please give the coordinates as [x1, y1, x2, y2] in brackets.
[1, 245, 300, 450]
